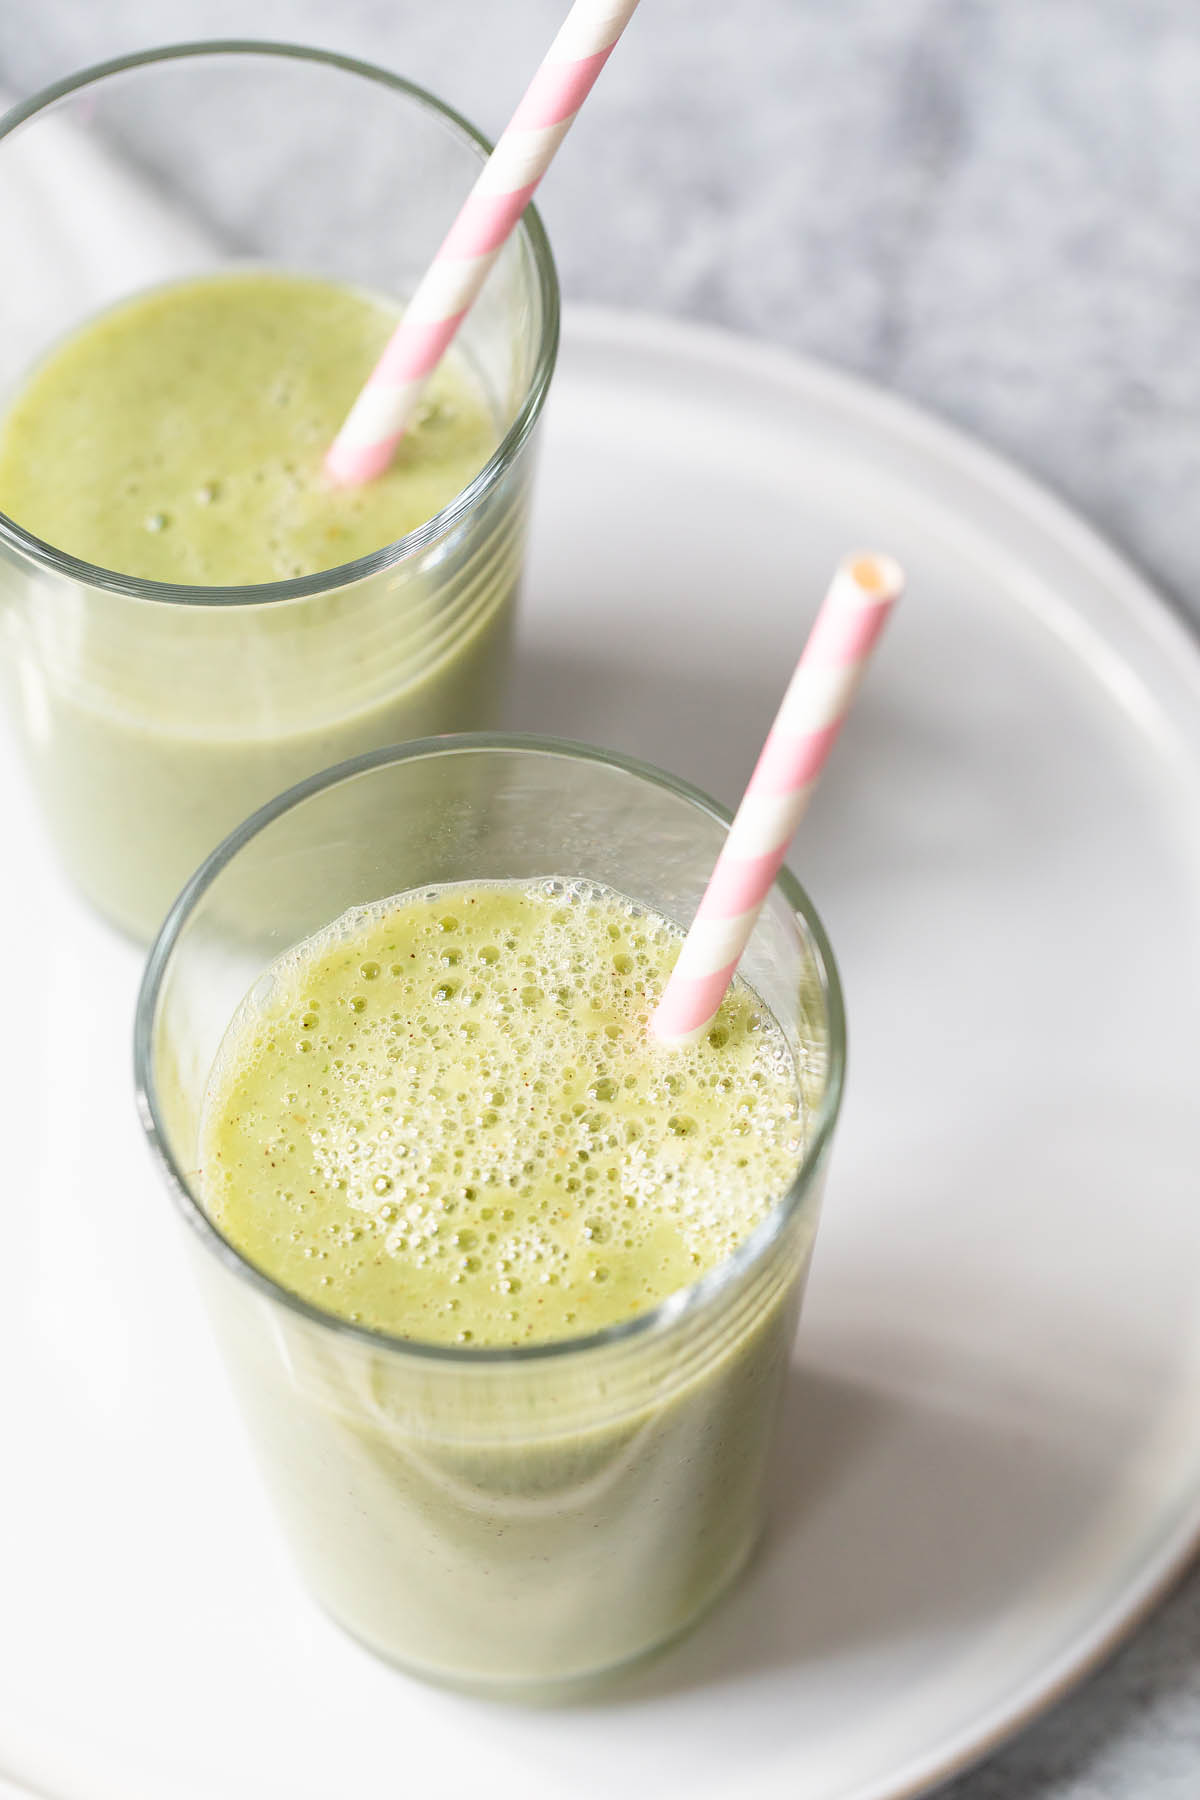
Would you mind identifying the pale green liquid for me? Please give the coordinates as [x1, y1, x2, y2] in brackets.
[201, 880, 806, 1346]
[0, 271, 496, 583]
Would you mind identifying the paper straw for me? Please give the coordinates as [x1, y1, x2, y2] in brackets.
[325, 0, 642, 487]
[651, 554, 904, 1046]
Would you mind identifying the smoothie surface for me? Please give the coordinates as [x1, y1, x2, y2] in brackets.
[200, 881, 807, 1346]
[0, 271, 497, 584]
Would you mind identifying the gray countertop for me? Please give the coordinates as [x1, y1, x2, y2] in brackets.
[1, 2, 1197, 1795]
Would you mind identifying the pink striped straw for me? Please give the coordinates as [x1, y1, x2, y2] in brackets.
[325, 0, 642, 487]
[652, 554, 904, 1046]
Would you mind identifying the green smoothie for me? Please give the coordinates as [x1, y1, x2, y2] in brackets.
[200, 880, 806, 1345]
[0, 272, 495, 584]
[0, 273, 531, 940]
[191, 878, 819, 1686]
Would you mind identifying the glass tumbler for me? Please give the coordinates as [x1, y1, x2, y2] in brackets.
[0, 43, 558, 941]
[135, 736, 845, 1692]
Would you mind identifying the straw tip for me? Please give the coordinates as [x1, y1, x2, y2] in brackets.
[844, 552, 905, 599]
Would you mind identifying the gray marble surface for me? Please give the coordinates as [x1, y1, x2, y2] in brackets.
[1, 3, 1197, 1796]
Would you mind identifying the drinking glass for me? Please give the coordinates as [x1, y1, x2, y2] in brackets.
[135, 735, 845, 1692]
[0, 44, 558, 940]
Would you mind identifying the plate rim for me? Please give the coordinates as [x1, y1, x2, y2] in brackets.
[563, 302, 1200, 710]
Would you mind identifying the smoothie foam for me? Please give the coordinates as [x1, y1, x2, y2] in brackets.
[200, 879, 807, 1346]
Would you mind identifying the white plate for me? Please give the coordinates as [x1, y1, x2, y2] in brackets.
[2, 308, 1199, 1800]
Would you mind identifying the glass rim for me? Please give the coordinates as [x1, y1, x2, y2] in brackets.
[0, 39, 560, 607]
[134, 733, 847, 1367]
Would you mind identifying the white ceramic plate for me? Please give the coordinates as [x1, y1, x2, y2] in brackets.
[2, 308, 1198, 1800]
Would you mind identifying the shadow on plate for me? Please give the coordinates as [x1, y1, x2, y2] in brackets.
[583, 1353, 1117, 1709]
[506, 641, 784, 811]
[505, 638, 1046, 897]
